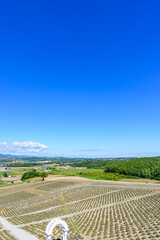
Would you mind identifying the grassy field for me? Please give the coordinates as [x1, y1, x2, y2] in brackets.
[0, 167, 137, 187]
[0, 177, 160, 240]
[0, 167, 39, 186]
[49, 169, 137, 181]
[0, 171, 15, 178]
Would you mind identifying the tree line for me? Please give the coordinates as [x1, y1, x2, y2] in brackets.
[104, 157, 160, 180]
[6, 162, 43, 167]
[70, 159, 127, 169]
[21, 169, 48, 181]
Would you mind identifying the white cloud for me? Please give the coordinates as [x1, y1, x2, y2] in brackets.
[0, 142, 7, 146]
[0, 141, 48, 155]
[12, 141, 48, 149]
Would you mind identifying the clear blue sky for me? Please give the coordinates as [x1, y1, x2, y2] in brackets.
[0, 0, 160, 157]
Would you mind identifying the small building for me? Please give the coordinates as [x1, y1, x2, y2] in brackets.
[12, 180, 18, 184]
[44, 166, 51, 171]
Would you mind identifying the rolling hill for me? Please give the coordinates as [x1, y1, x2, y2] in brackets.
[104, 157, 160, 180]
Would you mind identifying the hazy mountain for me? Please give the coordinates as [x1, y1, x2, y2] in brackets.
[0, 153, 30, 158]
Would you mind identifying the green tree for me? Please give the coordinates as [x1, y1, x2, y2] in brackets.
[141, 168, 151, 178]
[21, 170, 40, 181]
[40, 172, 48, 181]
[51, 166, 56, 171]
[104, 157, 160, 180]
[3, 172, 8, 177]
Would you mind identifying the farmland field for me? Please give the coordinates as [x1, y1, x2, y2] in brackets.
[0, 177, 160, 240]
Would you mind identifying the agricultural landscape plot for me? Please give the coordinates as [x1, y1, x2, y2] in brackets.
[0, 230, 18, 240]
[0, 178, 160, 240]
[0, 179, 85, 207]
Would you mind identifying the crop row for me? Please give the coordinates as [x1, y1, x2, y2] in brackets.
[34, 180, 82, 192]
[21, 218, 85, 240]
[0, 230, 17, 240]
[20, 193, 160, 240]
[0, 191, 38, 207]
[2, 186, 120, 217]
[7, 188, 154, 225]
[72, 193, 160, 240]
[62, 186, 121, 203]
[0, 180, 84, 209]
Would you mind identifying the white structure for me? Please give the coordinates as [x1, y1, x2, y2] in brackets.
[46, 218, 69, 240]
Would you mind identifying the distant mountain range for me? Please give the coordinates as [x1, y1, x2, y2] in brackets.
[0, 152, 136, 160]
[0, 153, 30, 158]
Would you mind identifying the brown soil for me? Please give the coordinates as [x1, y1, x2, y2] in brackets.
[46, 175, 160, 185]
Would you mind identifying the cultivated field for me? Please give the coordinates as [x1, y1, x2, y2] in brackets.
[0, 177, 160, 240]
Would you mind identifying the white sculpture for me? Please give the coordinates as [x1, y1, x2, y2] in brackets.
[46, 218, 69, 240]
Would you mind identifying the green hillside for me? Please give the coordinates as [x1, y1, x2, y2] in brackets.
[104, 157, 160, 180]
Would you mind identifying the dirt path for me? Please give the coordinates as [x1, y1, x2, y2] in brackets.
[89, 182, 160, 190]
[47, 175, 160, 186]
[0, 216, 38, 240]
[17, 192, 159, 228]
[46, 175, 160, 185]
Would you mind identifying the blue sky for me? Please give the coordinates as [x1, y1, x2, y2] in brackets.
[0, 0, 160, 157]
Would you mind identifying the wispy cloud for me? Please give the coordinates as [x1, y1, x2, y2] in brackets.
[0, 141, 48, 155]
